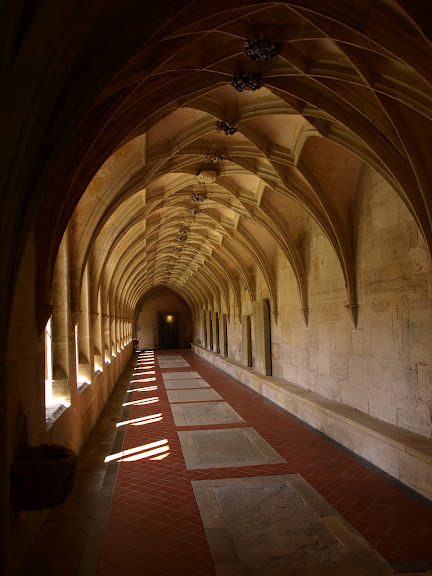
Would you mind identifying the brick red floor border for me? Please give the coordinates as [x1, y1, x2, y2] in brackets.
[98, 350, 432, 575]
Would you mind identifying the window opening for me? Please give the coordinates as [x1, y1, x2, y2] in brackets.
[45, 318, 53, 405]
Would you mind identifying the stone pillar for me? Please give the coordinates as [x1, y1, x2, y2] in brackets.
[92, 312, 103, 372]
[212, 312, 219, 353]
[122, 317, 126, 346]
[252, 299, 271, 376]
[110, 315, 116, 356]
[102, 314, 110, 363]
[114, 307, 120, 352]
[206, 310, 212, 350]
[201, 312, 206, 347]
[242, 315, 252, 367]
[51, 234, 72, 404]
[77, 265, 92, 383]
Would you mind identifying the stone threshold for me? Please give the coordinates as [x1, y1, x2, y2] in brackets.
[192, 345, 432, 501]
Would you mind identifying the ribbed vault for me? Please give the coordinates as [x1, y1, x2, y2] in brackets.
[5, 4, 432, 573]
[9, 0, 432, 329]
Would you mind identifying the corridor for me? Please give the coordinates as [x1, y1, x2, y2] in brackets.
[21, 351, 432, 575]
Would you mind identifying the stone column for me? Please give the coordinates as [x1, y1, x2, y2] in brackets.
[201, 312, 206, 347]
[252, 299, 271, 376]
[91, 312, 103, 372]
[242, 315, 252, 367]
[77, 265, 92, 383]
[212, 312, 219, 353]
[116, 318, 120, 350]
[115, 305, 121, 352]
[51, 235, 72, 404]
[110, 315, 116, 357]
[206, 310, 212, 350]
[102, 314, 110, 363]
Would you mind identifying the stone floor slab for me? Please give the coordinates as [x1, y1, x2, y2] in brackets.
[28, 352, 432, 576]
[178, 427, 286, 469]
[167, 388, 223, 403]
[163, 378, 210, 389]
[162, 371, 201, 380]
[158, 355, 189, 364]
[192, 475, 394, 575]
[171, 401, 245, 426]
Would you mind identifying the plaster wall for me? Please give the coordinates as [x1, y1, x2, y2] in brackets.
[135, 289, 192, 349]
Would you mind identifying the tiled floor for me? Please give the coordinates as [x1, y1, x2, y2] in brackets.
[21, 350, 432, 575]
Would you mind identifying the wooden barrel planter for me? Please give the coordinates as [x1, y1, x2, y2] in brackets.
[10, 444, 77, 511]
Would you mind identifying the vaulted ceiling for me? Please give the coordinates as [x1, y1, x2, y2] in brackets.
[2, 0, 432, 329]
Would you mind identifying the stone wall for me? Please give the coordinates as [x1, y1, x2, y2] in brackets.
[272, 171, 432, 438]
[135, 288, 192, 349]
[193, 344, 432, 501]
[227, 287, 244, 362]
[194, 171, 432, 439]
[6, 229, 132, 571]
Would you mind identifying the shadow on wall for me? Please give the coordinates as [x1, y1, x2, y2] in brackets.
[135, 288, 192, 349]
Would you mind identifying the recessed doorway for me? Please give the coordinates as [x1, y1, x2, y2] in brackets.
[160, 312, 179, 348]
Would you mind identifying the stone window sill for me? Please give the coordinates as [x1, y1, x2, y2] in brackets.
[45, 404, 69, 429]
[77, 381, 90, 395]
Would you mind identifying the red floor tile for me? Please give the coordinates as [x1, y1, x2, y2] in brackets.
[99, 350, 432, 574]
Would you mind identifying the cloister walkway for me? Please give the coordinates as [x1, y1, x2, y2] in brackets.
[21, 351, 432, 575]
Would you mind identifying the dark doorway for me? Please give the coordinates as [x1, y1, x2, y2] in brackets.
[160, 313, 178, 348]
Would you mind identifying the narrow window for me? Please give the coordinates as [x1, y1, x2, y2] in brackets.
[216, 314, 220, 353]
[224, 316, 228, 357]
[45, 318, 53, 405]
[75, 324, 79, 382]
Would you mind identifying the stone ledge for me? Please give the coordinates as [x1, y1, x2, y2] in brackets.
[45, 403, 69, 430]
[192, 345, 432, 501]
